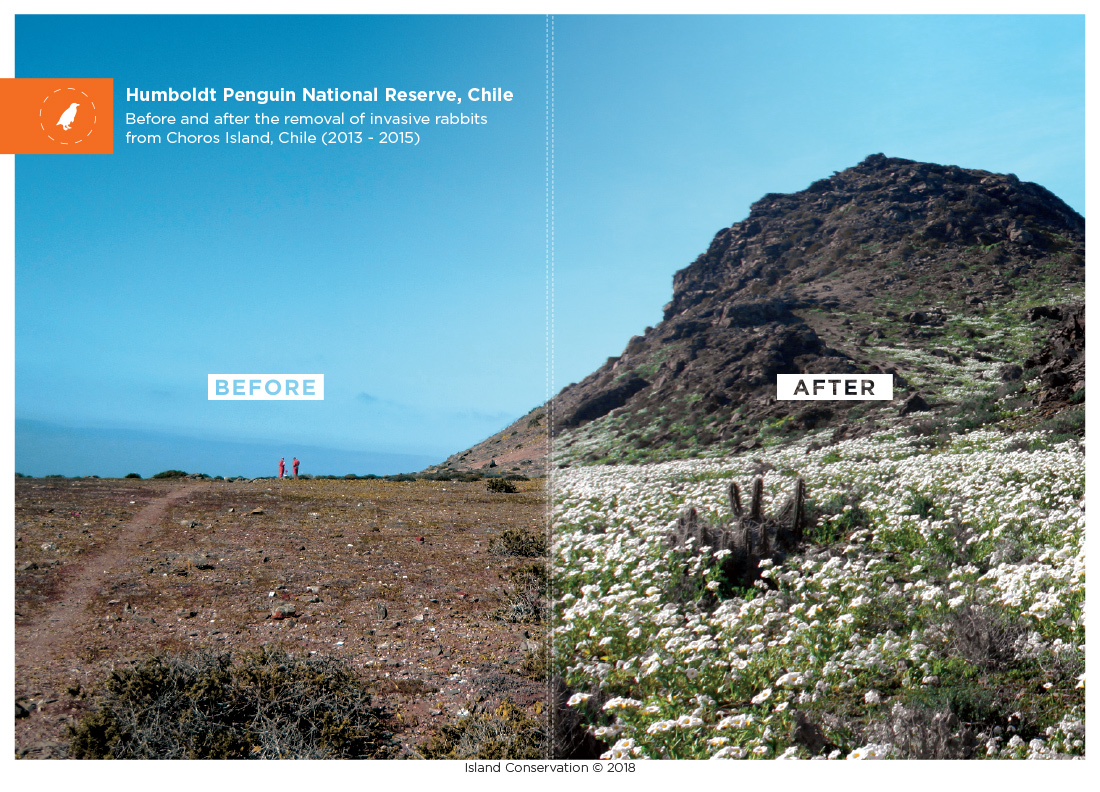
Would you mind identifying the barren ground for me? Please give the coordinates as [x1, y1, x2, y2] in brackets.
[14, 476, 547, 759]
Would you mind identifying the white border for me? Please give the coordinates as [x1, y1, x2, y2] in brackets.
[2, 4, 1093, 789]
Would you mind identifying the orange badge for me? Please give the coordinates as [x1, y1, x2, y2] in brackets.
[0, 78, 113, 154]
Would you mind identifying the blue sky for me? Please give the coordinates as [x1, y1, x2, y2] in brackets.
[553, 15, 1084, 390]
[16, 14, 548, 474]
[14, 15, 1084, 476]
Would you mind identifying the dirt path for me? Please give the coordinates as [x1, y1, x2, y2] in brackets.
[16, 484, 200, 674]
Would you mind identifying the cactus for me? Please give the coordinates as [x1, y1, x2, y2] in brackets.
[666, 477, 807, 594]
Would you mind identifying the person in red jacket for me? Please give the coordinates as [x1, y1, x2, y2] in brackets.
[292, 457, 300, 479]
[278, 457, 285, 478]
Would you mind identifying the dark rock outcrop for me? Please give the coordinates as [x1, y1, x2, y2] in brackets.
[1025, 302, 1085, 407]
[549, 154, 1084, 458]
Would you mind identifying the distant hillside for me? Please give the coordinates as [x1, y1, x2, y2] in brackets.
[422, 405, 548, 476]
[436, 154, 1084, 472]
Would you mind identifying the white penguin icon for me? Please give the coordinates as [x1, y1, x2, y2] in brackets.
[56, 102, 80, 131]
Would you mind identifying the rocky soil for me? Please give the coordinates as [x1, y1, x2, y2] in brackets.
[425, 405, 548, 475]
[14, 476, 547, 759]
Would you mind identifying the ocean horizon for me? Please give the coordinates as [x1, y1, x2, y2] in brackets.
[14, 419, 442, 479]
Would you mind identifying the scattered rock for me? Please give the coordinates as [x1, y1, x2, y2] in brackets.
[899, 394, 930, 415]
[249, 508, 264, 515]
[790, 710, 828, 754]
[1000, 364, 1024, 381]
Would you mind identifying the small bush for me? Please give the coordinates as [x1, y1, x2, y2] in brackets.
[124, 473, 142, 479]
[486, 478, 518, 494]
[905, 491, 945, 520]
[489, 528, 546, 557]
[946, 604, 1026, 672]
[863, 702, 975, 759]
[904, 682, 1004, 733]
[68, 649, 393, 759]
[418, 700, 546, 759]
[152, 470, 188, 479]
[518, 642, 549, 680]
[498, 563, 547, 623]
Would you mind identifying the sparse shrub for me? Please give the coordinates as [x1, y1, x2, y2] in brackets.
[498, 562, 546, 623]
[68, 649, 393, 759]
[437, 470, 484, 482]
[946, 604, 1027, 672]
[418, 699, 546, 759]
[863, 701, 975, 759]
[490, 528, 546, 557]
[518, 641, 548, 680]
[124, 473, 142, 479]
[905, 681, 1004, 734]
[486, 478, 518, 494]
[152, 470, 188, 479]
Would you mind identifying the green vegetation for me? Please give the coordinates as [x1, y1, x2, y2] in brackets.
[152, 470, 188, 479]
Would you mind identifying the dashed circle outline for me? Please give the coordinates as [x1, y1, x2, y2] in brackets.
[39, 88, 98, 146]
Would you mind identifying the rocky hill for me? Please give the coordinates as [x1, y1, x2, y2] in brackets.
[436, 154, 1084, 472]
[423, 405, 548, 477]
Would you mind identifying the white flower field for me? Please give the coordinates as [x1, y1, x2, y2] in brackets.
[553, 426, 1085, 759]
